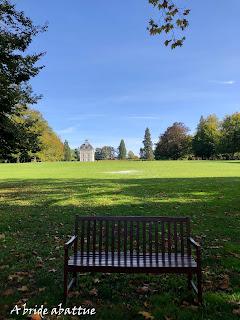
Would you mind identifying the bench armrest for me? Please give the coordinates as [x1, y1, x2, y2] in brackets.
[64, 235, 78, 249]
[188, 237, 201, 267]
[188, 237, 201, 248]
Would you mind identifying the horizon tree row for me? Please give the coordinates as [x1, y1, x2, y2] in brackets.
[140, 112, 240, 161]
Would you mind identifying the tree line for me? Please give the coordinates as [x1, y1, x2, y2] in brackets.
[144, 113, 240, 161]
[0, 108, 64, 162]
[90, 112, 240, 161]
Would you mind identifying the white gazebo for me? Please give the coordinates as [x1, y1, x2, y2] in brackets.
[79, 140, 95, 162]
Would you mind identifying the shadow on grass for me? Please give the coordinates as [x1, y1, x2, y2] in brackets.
[0, 177, 240, 319]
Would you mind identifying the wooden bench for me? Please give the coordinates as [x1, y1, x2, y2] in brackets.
[64, 216, 202, 304]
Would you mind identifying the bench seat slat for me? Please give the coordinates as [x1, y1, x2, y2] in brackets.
[68, 252, 196, 268]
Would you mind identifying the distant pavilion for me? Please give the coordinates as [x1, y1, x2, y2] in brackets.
[79, 140, 95, 162]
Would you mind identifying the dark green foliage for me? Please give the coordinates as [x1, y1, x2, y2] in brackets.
[0, 0, 47, 158]
[192, 115, 220, 159]
[142, 128, 154, 160]
[99, 146, 116, 160]
[73, 148, 80, 161]
[63, 140, 71, 161]
[220, 112, 240, 156]
[139, 148, 144, 159]
[0, 108, 64, 162]
[148, 0, 190, 49]
[118, 139, 127, 160]
[155, 122, 191, 160]
[95, 148, 103, 160]
[0, 109, 40, 162]
[94, 146, 116, 160]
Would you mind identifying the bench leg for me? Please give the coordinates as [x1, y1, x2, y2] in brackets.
[63, 268, 68, 305]
[197, 270, 202, 304]
[187, 272, 192, 290]
[73, 272, 78, 287]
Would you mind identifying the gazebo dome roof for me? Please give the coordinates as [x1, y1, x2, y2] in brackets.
[80, 140, 94, 151]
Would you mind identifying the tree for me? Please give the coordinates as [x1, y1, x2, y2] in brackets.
[0, 108, 64, 162]
[192, 115, 220, 159]
[0, 0, 47, 159]
[95, 148, 103, 160]
[27, 109, 64, 162]
[9, 108, 41, 162]
[63, 140, 71, 161]
[118, 139, 127, 160]
[155, 122, 191, 160]
[73, 148, 80, 161]
[148, 0, 190, 49]
[101, 146, 116, 160]
[95, 146, 117, 160]
[142, 128, 154, 160]
[220, 112, 240, 157]
[128, 150, 138, 160]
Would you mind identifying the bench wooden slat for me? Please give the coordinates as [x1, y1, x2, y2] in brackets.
[161, 221, 165, 265]
[106, 220, 109, 265]
[68, 252, 197, 268]
[80, 220, 85, 264]
[136, 220, 140, 266]
[93, 220, 96, 265]
[149, 222, 152, 265]
[99, 220, 102, 265]
[124, 220, 127, 266]
[155, 222, 158, 263]
[130, 221, 133, 266]
[180, 221, 184, 256]
[118, 221, 121, 266]
[111, 221, 115, 266]
[143, 221, 146, 265]
[174, 221, 178, 259]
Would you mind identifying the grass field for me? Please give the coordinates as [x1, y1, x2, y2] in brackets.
[0, 161, 240, 320]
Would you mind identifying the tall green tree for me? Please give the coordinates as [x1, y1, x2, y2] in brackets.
[192, 115, 220, 159]
[220, 112, 240, 157]
[142, 128, 154, 160]
[0, 0, 46, 159]
[155, 122, 191, 160]
[63, 140, 71, 161]
[101, 146, 116, 160]
[9, 108, 41, 162]
[118, 139, 127, 160]
[10, 108, 64, 162]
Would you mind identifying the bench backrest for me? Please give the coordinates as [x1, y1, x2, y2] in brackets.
[74, 216, 191, 258]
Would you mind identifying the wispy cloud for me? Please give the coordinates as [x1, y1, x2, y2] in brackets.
[57, 126, 76, 134]
[209, 80, 236, 85]
[68, 114, 104, 121]
[127, 115, 162, 120]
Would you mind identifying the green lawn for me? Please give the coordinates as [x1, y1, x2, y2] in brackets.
[0, 161, 240, 320]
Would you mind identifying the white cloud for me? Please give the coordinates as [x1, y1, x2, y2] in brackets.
[209, 80, 236, 85]
[57, 126, 75, 134]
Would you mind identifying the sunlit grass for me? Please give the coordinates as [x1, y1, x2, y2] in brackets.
[0, 161, 240, 319]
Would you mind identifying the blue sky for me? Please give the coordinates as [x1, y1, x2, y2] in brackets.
[18, 0, 240, 153]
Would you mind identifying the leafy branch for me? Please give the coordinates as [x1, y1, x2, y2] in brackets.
[148, 0, 190, 49]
